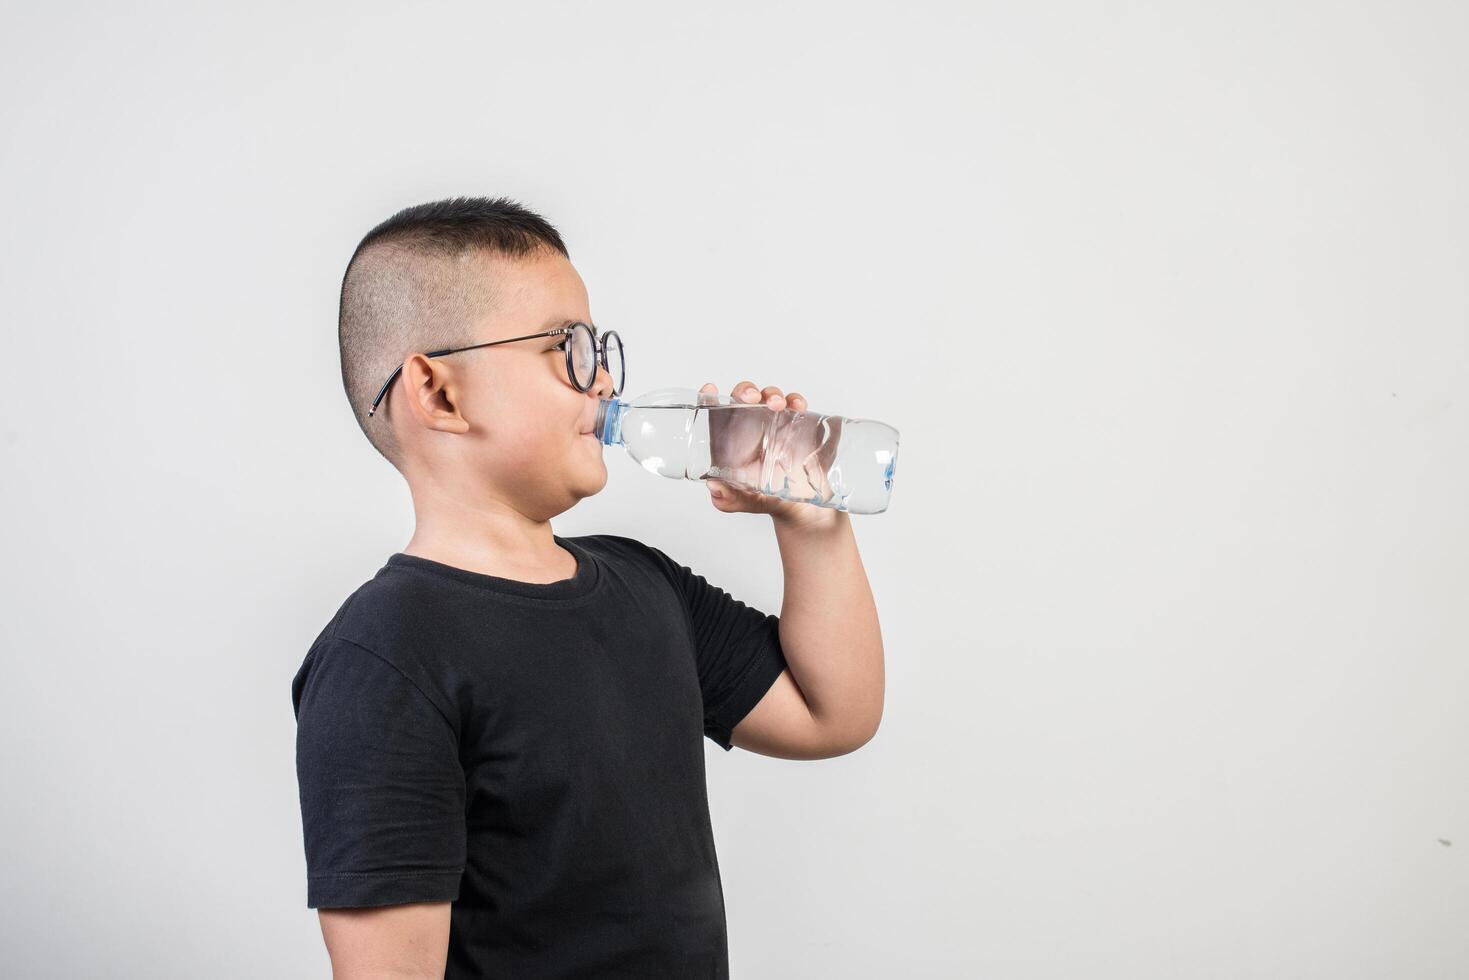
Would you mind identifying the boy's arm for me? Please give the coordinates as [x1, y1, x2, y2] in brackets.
[318, 902, 450, 979]
[730, 508, 885, 759]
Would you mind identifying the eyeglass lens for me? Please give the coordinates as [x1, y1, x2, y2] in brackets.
[569, 323, 624, 394]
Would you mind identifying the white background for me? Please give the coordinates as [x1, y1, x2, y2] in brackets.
[1, 2, 1465, 977]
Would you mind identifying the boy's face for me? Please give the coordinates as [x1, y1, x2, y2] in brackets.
[405, 248, 613, 520]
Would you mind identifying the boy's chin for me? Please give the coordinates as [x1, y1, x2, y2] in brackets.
[571, 455, 609, 497]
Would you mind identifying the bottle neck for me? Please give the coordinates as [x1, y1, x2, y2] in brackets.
[594, 398, 625, 446]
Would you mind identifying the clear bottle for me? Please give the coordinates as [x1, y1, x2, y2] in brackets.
[592, 386, 900, 514]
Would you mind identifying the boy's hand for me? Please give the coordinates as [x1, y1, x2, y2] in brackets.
[698, 381, 841, 530]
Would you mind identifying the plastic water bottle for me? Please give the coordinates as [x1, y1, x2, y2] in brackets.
[592, 386, 900, 514]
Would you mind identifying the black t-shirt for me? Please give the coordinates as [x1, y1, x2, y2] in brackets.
[291, 533, 788, 979]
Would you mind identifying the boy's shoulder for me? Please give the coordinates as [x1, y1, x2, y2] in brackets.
[569, 532, 684, 584]
[568, 531, 649, 555]
[291, 566, 410, 682]
[570, 531, 674, 565]
[322, 558, 429, 648]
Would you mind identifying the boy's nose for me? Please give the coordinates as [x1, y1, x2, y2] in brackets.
[587, 359, 616, 399]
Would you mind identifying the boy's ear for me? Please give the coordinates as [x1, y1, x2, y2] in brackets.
[400, 354, 471, 435]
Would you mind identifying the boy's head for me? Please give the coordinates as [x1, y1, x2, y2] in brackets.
[338, 197, 614, 520]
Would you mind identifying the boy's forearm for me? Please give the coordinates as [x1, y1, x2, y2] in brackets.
[771, 509, 885, 744]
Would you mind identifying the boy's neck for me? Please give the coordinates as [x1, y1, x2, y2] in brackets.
[403, 489, 576, 585]
[403, 526, 578, 585]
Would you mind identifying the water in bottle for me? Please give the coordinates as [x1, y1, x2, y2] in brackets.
[591, 386, 899, 514]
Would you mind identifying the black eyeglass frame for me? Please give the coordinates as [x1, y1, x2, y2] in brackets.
[367, 321, 624, 417]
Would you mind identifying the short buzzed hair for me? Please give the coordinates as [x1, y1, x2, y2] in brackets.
[338, 196, 570, 469]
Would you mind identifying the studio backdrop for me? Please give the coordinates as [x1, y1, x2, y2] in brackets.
[1, 2, 1465, 978]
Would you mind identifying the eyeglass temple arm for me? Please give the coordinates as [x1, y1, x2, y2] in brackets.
[366, 329, 582, 416]
[367, 347, 456, 417]
[367, 367, 402, 416]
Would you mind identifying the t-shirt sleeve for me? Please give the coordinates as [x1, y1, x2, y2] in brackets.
[643, 543, 790, 751]
[291, 634, 466, 908]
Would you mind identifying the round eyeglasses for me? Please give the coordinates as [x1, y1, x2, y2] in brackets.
[367, 321, 624, 417]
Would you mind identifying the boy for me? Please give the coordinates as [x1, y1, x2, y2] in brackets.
[292, 196, 884, 979]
